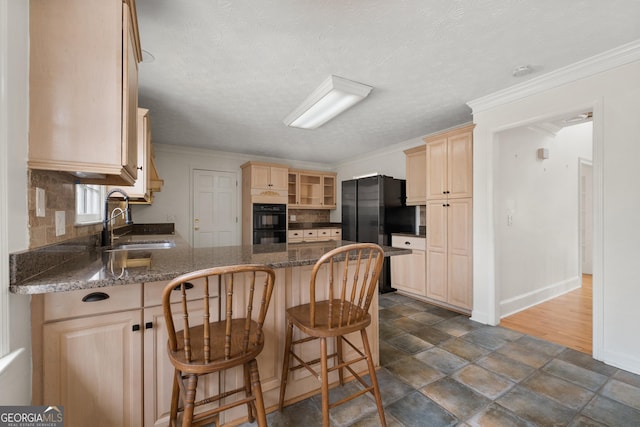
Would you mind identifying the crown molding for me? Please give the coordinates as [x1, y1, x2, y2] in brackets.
[467, 39, 640, 114]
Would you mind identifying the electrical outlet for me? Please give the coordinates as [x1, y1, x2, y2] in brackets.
[55, 211, 65, 236]
[36, 187, 46, 217]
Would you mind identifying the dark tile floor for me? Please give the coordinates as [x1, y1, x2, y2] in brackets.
[240, 292, 640, 426]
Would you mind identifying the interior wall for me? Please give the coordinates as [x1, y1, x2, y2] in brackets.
[0, 0, 31, 404]
[471, 58, 640, 374]
[131, 144, 332, 244]
[330, 135, 425, 222]
[495, 122, 592, 316]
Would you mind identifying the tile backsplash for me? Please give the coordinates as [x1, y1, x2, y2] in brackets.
[28, 170, 122, 248]
[288, 209, 331, 224]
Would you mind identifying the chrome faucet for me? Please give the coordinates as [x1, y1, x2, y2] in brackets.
[102, 188, 133, 246]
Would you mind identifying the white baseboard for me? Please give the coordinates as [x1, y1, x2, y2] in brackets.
[499, 276, 582, 319]
[602, 348, 640, 376]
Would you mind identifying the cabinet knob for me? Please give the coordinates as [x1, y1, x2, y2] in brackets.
[145, 322, 153, 329]
[132, 324, 141, 332]
[405, 241, 411, 246]
[137, 166, 143, 171]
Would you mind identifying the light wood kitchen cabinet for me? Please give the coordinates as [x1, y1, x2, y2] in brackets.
[40, 284, 143, 427]
[404, 145, 427, 205]
[425, 124, 474, 200]
[391, 235, 426, 296]
[244, 162, 288, 192]
[288, 169, 337, 209]
[426, 198, 473, 311]
[110, 108, 164, 203]
[29, 0, 142, 186]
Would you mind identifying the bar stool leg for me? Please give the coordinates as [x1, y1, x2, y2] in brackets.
[278, 320, 294, 410]
[244, 363, 256, 422]
[361, 329, 386, 427]
[320, 336, 330, 427]
[169, 370, 180, 427]
[181, 374, 198, 427]
[250, 359, 268, 427]
[336, 335, 345, 386]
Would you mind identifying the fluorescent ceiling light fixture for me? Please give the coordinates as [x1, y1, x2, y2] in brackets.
[284, 75, 373, 129]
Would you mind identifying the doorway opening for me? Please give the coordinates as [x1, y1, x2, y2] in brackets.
[495, 114, 594, 354]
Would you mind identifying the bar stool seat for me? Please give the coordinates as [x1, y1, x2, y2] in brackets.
[162, 264, 276, 427]
[278, 243, 387, 427]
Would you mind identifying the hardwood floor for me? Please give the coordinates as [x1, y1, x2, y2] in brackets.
[500, 274, 592, 354]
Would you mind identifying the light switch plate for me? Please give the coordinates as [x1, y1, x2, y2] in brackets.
[55, 211, 65, 236]
[36, 187, 46, 217]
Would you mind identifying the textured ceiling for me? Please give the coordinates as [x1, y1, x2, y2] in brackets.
[136, 0, 640, 165]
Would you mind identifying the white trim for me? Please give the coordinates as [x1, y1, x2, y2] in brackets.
[467, 39, 640, 113]
[499, 276, 582, 318]
[0, 0, 10, 358]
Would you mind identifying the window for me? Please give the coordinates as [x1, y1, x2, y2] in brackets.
[76, 184, 105, 224]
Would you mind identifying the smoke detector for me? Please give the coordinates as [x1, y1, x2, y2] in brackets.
[512, 65, 533, 77]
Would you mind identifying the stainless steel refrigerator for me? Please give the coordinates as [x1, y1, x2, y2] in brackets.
[341, 175, 415, 293]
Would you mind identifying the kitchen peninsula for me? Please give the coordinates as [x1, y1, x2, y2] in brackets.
[10, 231, 409, 427]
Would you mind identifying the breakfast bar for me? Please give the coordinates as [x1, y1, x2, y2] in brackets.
[11, 233, 410, 426]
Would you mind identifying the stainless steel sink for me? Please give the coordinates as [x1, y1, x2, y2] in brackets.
[107, 241, 176, 251]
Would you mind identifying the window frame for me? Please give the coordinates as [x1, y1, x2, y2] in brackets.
[75, 184, 106, 225]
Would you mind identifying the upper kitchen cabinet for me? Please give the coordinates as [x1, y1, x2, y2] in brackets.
[404, 145, 426, 205]
[109, 108, 164, 203]
[29, 0, 143, 186]
[424, 124, 474, 200]
[241, 161, 288, 204]
[288, 169, 336, 209]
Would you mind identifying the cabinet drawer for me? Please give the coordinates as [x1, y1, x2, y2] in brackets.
[303, 229, 318, 240]
[331, 228, 342, 238]
[288, 230, 303, 239]
[317, 229, 331, 240]
[44, 283, 142, 322]
[391, 235, 426, 251]
[144, 277, 219, 308]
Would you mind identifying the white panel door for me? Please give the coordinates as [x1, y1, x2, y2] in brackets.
[193, 169, 238, 248]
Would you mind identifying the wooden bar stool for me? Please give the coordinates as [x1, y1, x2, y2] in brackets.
[278, 243, 387, 427]
[162, 264, 276, 427]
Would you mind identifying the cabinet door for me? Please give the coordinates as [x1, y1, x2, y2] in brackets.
[425, 138, 448, 200]
[404, 146, 426, 205]
[43, 310, 143, 427]
[251, 165, 272, 190]
[269, 166, 289, 191]
[288, 172, 299, 205]
[109, 108, 149, 201]
[447, 199, 473, 309]
[426, 201, 447, 302]
[447, 131, 473, 199]
[299, 173, 323, 207]
[322, 175, 336, 207]
[122, 2, 139, 180]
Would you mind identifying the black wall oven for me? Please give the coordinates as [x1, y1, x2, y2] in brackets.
[252, 203, 286, 244]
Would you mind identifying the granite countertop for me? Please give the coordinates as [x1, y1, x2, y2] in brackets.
[392, 232, 426, 238]
[9, 233, 410, 295]
[288, 222, 342, 230]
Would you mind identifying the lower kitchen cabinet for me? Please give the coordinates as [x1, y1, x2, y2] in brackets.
[43, 310, 143, 427]
[391, 235, 426, 296]
[40, 284, 143, 427]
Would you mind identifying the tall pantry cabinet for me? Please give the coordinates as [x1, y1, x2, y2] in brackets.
[424, 124, 474, 311]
